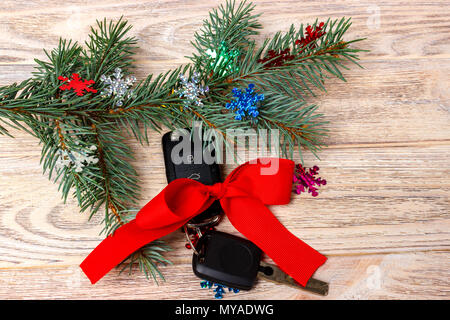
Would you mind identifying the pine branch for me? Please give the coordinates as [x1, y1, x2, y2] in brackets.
[105, 66, 190, 144]
[0, 18, 171, 282]
[177, 16, 364, 158]
[84, 17, 138, 81]
[0, 0, 365, 283]
[190, 0, 262, 73]
[118, 239, 172, 283]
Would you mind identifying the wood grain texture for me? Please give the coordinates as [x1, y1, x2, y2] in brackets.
[0, 0, 449, 300]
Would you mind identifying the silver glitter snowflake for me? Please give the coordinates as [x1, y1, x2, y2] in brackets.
[55, 143, 98, 173]
[176, 72, 209, 108]
[100, 68, 136, 107]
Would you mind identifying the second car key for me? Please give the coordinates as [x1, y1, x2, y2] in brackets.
[193, 231, 329, 296]
[162, 128, 222, 227]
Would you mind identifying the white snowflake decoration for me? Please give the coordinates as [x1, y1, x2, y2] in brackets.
[176, 72, 209, 108]
[100, 68, 136, 107]
[55, 144, 98, 173]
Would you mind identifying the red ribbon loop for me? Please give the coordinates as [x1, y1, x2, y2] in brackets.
[80, 158, 326, 286]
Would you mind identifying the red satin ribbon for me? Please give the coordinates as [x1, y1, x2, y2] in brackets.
[80, 158, 327, 286]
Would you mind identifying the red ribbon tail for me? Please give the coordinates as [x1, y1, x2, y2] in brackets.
[80, 179, 212, 284]
[80, 220, 171, 284]
[223, 197, 327, 287]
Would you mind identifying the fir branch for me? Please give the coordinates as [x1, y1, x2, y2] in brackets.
[0, 1, 365, 283]
[119, 239, 173, 283]
[84, 17, 138, 81]
[190, 0, 261, 77]
[54, 119, 67, 150]
[33, 38, 84, 83]
[88, 120, 171, 280]
[89, 122, 126, 226]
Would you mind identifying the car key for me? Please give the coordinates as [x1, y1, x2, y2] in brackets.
[162, 128, 222, 227]
[192, 230, 329, 296]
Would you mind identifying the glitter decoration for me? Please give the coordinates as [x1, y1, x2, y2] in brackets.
[176, 72, 209, 108]
[293, 163, 327, 197]
[58, 73, 97, 96]
[258, 48, 295, 68]
[295, 22, 326, 49]
[200, 281, 240, 299]
[225, 84, 264, 121]
[100, 68, 136, 107]
[55, 143, 98, 173]
[206, 41, 239, 76]
[258, 22, 326, 68]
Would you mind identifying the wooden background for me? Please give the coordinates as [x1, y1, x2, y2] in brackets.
[0, 0, 449, 300]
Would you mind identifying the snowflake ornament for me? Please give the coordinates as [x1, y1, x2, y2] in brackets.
[176, 72, 209, 108]
[58, 73, 98, 96]
[55, 143, 98, 173]
[295, 22, 326, 49]
[200, 280, 239, 299]
[100, 68, 136, 107]
[293, 163, 327, 197]
[206, 41, 239, 76]
[225, 83, 264, 121]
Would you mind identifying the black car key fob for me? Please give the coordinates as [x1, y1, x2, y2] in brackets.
[193, 231, 262, 290]
[162, 129, 222, 226]
[193, 231, 329, 295]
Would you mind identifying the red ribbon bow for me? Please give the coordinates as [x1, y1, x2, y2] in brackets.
[80, 158, 326, 285]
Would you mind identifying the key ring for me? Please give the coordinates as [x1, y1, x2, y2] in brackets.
[186, 214, 221, 229]
[184, 225, 203, 255]
[184, 211, 221, 255]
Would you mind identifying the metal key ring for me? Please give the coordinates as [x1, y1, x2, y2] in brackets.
[186, 214, 221, 229]
[183, 225, 203, 255]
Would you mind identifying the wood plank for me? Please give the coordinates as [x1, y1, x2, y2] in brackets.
[0, 252, 448, 299]
[0, 0, 449, 67]
[0, 0, 449, 299]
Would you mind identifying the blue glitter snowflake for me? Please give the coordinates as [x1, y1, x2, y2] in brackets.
[200, 280, 240, 299]
[225, 84, 264, 121]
